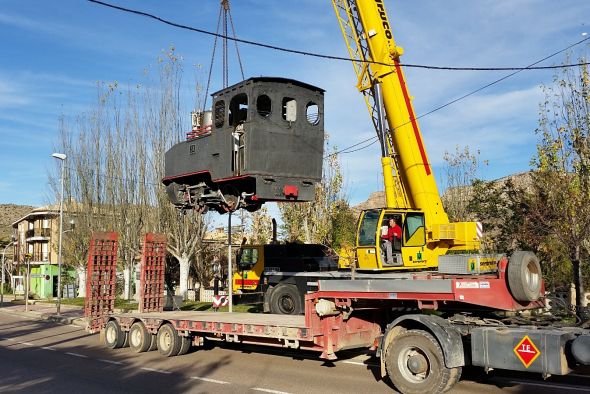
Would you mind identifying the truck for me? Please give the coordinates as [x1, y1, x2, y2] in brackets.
[90, 232, 590, 394]
[90, 1, 590, 393]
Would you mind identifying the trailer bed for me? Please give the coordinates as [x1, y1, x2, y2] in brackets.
[112, 311, 306, 328]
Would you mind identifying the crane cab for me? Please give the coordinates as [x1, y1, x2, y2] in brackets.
[355, 208, 437, 271]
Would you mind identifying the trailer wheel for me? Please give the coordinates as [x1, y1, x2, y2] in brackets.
[129, 322, 152, 353]
[148, 334, 158, 352]
[157, 323, 182, 357]
[507, 251, 542, 302]
[104, 320, 126, 349]
[269, 284, 302, 315]
[385, 329, 454, 394]
[178, 336, 192, 356]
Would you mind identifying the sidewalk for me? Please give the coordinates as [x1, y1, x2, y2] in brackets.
[0, 296, 87, 328]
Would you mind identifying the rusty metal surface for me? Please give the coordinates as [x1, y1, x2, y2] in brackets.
[139, 233, 166, 313]
[84, 232, 118, 333]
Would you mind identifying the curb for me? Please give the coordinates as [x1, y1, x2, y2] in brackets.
[0, 307, 87, 328]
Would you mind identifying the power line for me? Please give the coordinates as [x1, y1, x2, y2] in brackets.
[87, 0, 590, 71]
[326, 35, 590, 159]
[86, 0, 590, 159]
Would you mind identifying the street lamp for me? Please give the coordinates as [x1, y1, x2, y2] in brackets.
[52, 152, 67, 316]
[1, 235, 16, 307]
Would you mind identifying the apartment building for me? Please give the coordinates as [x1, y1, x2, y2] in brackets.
[11, 205, 64, 299]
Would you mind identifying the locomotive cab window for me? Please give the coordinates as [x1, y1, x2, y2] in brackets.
[257, 94, 272, 117]
[306, 102, 320, 125]
[229, 93, 248, 127]
[214, 100, 225, 128]
[282, 97, 297, 122]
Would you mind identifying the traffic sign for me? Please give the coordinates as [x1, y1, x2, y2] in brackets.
[514, 335, 541, 368]
[213, 295, 229, 308]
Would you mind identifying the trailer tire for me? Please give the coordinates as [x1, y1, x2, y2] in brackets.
[129, 322, 151, 353]
[507, 251, 541, 302]
[104, 320, 126, 349]
[269, 284, 302, 315]
[157, 323, 182, 357]
[148, 334, 158, 352]
[178, 335, 192, 356]
[385, 329, 453, 394]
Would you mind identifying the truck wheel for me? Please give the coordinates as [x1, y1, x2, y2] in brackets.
[104, 320, 126, 349]
[385, 329, 453, 394]
[129, 322, 151, 353]
[507, 251, 541, 302]
[178, 336, 192, 355]
[157, 323, 182, 357]
[442, 366, 462, 393]
[269, 284, 302, 315]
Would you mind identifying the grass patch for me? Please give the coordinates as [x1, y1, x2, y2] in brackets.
[59, 297, 139, 311]
[180, 301, 262, 313]
[56, 297, 261, 313]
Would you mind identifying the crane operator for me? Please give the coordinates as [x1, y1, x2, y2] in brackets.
[381, 217, 402, 265]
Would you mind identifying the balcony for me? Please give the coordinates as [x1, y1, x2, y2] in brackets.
[25, 228, 51, 241]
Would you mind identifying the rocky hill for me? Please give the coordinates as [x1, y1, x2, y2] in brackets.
[0, 204, 34, 242]
[352, 172, 533, 214]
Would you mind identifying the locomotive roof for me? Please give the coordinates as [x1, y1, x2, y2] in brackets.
[212, 77, 325, 97]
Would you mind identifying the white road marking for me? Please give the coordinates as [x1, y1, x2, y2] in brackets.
[1, 337, 15, 341]
[508, 380, 590, 392]
[99, 359, 123, 365]
[17, 341, 34, 346]
[190, 376, 230, 385]
[66, 352, 88, 358]
[41, 346, 57, 351]
[141, 367, 172, 374]
[341, 360, 380, 367]
[251, 388, 292, 394]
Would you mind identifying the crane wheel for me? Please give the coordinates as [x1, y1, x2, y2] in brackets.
[385, 329, 456, 394]
[269, 284, 303, 315]
[507, 251, 542, 302]
[104, 320, 126, 349]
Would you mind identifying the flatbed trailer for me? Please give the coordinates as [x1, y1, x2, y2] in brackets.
[87, 233, 590, 394]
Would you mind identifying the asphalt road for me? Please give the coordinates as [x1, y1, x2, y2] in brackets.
[1, 311, 589, 394]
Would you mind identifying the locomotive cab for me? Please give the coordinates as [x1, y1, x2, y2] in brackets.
[163, 77, 325, 213]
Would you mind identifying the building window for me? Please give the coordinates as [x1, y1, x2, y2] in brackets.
[42, 243, 49, 262]
[42, 219, 50, 229]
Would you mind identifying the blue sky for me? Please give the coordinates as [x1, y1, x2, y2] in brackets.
[0, 0, 589, 209]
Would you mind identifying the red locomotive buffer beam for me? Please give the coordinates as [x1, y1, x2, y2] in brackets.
[84, 232, 119, 333]
[139, 233, 167, 313]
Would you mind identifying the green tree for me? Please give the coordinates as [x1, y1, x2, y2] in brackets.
[279, 142, 346, 245]
[441, 145, 487, 222]
[530, 59, 590, 310]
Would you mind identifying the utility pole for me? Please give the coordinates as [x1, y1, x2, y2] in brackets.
[227, 211, 233, 313]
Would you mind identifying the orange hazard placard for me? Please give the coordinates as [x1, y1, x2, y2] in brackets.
[513, 335, 541, 368]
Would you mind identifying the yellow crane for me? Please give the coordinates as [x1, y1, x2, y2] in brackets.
[332, 0, 481, 270]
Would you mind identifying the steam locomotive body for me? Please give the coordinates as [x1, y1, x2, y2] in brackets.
[163, 77, 325, 213]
